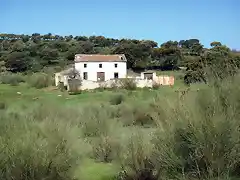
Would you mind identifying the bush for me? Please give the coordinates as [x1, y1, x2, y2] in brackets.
[119, 78, 137, 90]
[27, 73, 53, 89]
[115, 75, 240, 180]
[109, 80, 118, 90]
[58, 82, 66, 92]
[0, 72, 25, 86]
[152, 81, 161, 89]
[92, 135, 121, 163]
[68, 78, 82, 94]
[109, 93, 125, 105]
[0, 101, 7, 110]
[2, 68, 240, 180]
[95, 82, 108, 92]
[80, 104, 116, 137]
[0, 108, 86, 180]
[117, 131, 156, 180]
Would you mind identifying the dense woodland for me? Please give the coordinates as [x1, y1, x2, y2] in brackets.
[0, 33, 240, 84]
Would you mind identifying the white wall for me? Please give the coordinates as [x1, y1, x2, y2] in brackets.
[75, 61, 127, 81]
[78, 79, 152, 90]
[55, 73, 68, 86]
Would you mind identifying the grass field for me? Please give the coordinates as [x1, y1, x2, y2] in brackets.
[1, 71, 240, 180]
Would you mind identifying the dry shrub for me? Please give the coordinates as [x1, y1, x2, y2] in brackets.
[109, 80, 119, 90]
[68, 78, 82, 94]
[119, 78, 137, 90]
[27, 72, 53, 89]
[152, 81, 161, 89]
[58, 81, 66, 91]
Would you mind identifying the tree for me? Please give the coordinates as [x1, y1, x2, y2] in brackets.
[0, 32, 237, 76]
[210, 41, 222, 47]
[184, 43, 239, 84]
[4, 51, 30, 72]
[113, 41, 152, 69]
[152, 41, 182, 70]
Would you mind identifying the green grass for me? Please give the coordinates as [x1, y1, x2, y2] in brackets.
[74, 159, 119, 180]
[1, 72, 240, 180]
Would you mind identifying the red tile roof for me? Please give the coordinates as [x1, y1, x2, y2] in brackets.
[74, 54, 127, 62]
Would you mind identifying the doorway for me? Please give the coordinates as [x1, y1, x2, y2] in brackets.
[97, 72, 105, 81]
[143, 73, 153, 80]
[114, 72, 119, 79]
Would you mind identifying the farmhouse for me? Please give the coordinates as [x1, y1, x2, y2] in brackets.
[74, 54, 127, 81]
[55, 54, 175, 90]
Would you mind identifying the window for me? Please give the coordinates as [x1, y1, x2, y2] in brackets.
[114, 72, 119, 79]
[83, 72, 88, 80]
[84, 64, 87, 68]
[99, 64, 102, 68]
[114, 63, 118, 68]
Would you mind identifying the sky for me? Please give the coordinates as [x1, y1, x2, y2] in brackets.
[1, 0, 239, 49]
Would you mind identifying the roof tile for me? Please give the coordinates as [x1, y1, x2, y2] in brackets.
[74, 54, 127, 62]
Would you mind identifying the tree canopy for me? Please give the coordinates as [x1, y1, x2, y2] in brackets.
[0, 33, 239, 84]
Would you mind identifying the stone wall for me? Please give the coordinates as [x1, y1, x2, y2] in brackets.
[79, 76, 174, 90]
[55, 74, 175, 91]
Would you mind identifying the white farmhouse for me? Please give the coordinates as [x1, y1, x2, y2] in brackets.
[74, 54, 127, 81]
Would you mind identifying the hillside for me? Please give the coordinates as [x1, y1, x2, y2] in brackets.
[1, 33, 239, 84]
[1, 33, 240, 180]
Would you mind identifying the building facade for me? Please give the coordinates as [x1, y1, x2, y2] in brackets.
[74, 54, 127, 81]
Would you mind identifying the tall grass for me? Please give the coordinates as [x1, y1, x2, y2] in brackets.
[0, 72, 26, 85]
[27, 72, 54, 89]
[1, 72, 240, 180]
[0, 72, 54, 89]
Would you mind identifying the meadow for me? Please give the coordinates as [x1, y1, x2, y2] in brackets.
[0, 71, 240, 180]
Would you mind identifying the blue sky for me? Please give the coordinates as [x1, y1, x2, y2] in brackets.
[1, 0, 239, 49]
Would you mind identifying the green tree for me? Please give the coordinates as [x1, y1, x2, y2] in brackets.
[4, 51, 30, 72]
[210, 41, 222, 47]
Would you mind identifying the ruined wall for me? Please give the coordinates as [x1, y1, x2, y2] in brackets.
[55, 74, 175, 91]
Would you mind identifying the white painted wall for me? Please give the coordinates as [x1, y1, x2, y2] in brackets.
[75, 61, 127, 81]
[55, 73, 68, 86]
[80, 79, 153, 90]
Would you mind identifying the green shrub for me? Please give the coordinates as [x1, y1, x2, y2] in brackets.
[92, 135, 121, 163]
[116, 102, 155, 127]
[109, 93, 125, 105]
[0, 101, 7, 110]
[27, 73, 53, 89]
[117, 131, 156, 180]
[80, 104, 117, 137]
[0, 72, 25, 86]
[2, 69, 240, 180]
[0, 111, 83, 180]
[116, 75, 240, 180]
